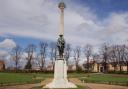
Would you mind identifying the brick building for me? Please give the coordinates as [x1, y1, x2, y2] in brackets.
[0, 60, 5, 71]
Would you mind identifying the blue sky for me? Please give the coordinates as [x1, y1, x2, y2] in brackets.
[0, 0, 128, 54]
[78, 0, 128, 18]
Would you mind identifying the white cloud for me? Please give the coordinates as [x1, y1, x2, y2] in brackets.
[0, 0, 128, 50]
[0, 39, 17, 67]
[0, 38, 16, 59]
[0, 39, 16, 49]
[0, 50, 8, 57]
[0, 0, 128, 68]
[100, 12, 128, 44]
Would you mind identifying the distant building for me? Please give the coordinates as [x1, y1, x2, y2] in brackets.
[83, 60, 128, 72]
[47, 65, 53, 71]
[0, 60, 5, 71]
[46, 61, 54, 71]
[32, 66, 40, 70]
[68, 65, 76, 71]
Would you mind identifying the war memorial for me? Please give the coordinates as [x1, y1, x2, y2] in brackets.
[43, 1, 77, 89]
[0, 1, 128, 89]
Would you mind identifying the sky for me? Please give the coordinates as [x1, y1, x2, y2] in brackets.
[0, 0, 128, 66]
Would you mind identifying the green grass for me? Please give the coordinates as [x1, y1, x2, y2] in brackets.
[80, 73, 128, 86]
[0, 72, 128, 86]
[0, 73, 46, 86]
[68, 73, 87, 78]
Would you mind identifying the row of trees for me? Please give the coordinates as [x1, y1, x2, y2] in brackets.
[10, 42, 92, 71]
[100, 44, 128, 73]
[10, 42, 128, 73]
[11, 42, 50, 70]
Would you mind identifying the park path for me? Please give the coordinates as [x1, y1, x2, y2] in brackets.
[0, 78, 128, 89]
[69, 78, 128, 89]
[0, 83, 40, 89]
[85, 83, 128, 89]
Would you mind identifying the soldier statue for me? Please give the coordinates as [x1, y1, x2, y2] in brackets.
[57, 35, 65, 58]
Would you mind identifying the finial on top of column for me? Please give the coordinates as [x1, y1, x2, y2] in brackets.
[58, 0, 66, 9]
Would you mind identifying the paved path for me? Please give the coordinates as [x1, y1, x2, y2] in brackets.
[70, 78, 128, 89]
[86, 83, 128, 89]
[0, 83, 40, 89]
[0, 78, 128, 89]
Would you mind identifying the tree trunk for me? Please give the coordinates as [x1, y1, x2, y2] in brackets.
[25, 60, 32, 70]
[113, 64, 117, 73]
[119, 64, 122, 73]
[87, 57, 89, 73]
[114, 66, 116, 72]
[104, 62, 108, 73]
[41, 59, 44, 71]
[16, 61, 18, 71]
[127, 62, 128, 74]
[76, 62, 79, 72]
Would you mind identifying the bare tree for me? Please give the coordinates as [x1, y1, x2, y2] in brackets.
[11, 45, 22, 70]
[25, 44, 36, 70]
[65, 44, 72, 66]
[73, 46, 81, 71]
[115, 45, 126, 73]
[92, 53, 100, 72]
[83, 44, 93, 72]
[49, 42, 57, 70]
[100, 43, 109, 73]
[123, 45, 128, 73]
[92, 53, 100, 61]
[103, 44, 127, 73]
[109, 45, 118, 72]
[38, 42, 48, 70]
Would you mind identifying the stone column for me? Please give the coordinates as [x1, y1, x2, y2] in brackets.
[59, 7, 64, 35]
[59, 1, 65, 36]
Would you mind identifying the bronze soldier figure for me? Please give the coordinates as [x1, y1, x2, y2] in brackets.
[57, 35, 65, 58]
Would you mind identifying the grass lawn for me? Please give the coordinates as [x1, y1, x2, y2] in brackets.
[0, 72, 128, 86]
[79, 73, 128, 86]
[0, 73, 49, 86]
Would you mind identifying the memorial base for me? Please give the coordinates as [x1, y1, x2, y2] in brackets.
[43, 59, 77, 88]
[44, 79, 77, 88]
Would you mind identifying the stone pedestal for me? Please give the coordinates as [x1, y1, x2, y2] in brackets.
[43, 58, 77, 88]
